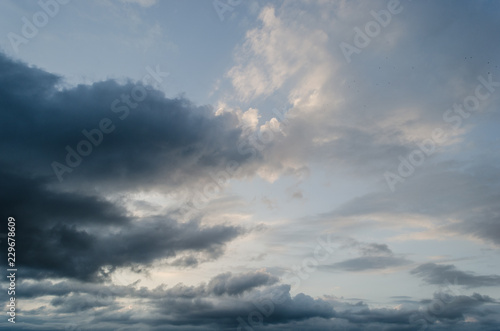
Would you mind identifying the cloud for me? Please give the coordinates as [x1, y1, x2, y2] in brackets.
[0, 170, 245, 282]
[227, 6, 331, 101]
[322, 238, 412, 272]
[331, 256, 411, 272]
[0, 53, 253, 282]
[320, 163, 500, 246]
[0, 52, 259, 194]
[412, 292, 498, 325]
[207, 270, 279, 296]
[8, 273, 500, 330]
[411, 263, 500, 288]
[9, 272, 335, 329]
[16, 208, 244, 281]
[359, 243, 393, 256]
[50, 293, 111, 313]
[223, 0, 500, 183]
[333, 292, 499, 330]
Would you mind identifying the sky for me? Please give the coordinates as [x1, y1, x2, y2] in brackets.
[1, 0, 500, 330]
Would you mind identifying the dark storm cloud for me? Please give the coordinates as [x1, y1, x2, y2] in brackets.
[0, 52, 258, 192]
[0, 169, 128, 226]
[0, 166, 244, 282]
[0, 211, 243, 286]
[14, 209, 243, 281]
[0, 52, 250, 282]
[411, 263, 500, 288]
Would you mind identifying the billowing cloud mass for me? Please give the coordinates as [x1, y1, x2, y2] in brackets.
[0, 53, 252, 283]
[0, 53, 261, 193]
[227, 1, 500, 180]
[10, 273, 500, 330]
[1, 0, 500, 330]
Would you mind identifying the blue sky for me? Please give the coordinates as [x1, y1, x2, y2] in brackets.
[1, 0, 500, 330]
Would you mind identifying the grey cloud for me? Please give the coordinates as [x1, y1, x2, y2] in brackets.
[360, 243, 393, 256]
[323, 238, 412, 272]
[0, 163, 244, 282]
[12, 273, 334, 329]
[0, 52, 254, 282]
[169, 255, 200, 268]
[412, 292, 497, 326]
[142, 283, 336, 329]
[207, 270, 279, 296]
[411, 263, 500, 288]
[0, 52, 259, 193]
[340, 239, 395, 257]
[50, 293, 111, 313]
[333, 292, 499, 331]
[20, 215, 243, 282]
[331, 256, 411, 272]
[10, 275, 500, 331]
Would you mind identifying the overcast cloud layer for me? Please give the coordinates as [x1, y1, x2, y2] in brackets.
[1, 0, 500, 330]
